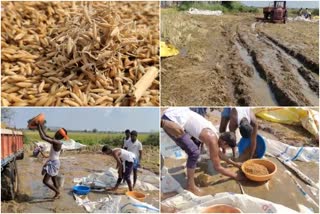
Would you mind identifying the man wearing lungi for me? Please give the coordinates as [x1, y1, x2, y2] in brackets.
[36, 124, 68, 199]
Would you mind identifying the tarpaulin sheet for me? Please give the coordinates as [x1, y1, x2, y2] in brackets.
[160, 41, 179, 57]
[36, 139, 86, 152]
[255, 108, 319, 137]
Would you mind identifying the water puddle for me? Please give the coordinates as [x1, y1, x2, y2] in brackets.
[251, 22, 257, 31]
[235, 41, 278, 105]
[261, 37, 319, 106]
[180, 47, 188, 57]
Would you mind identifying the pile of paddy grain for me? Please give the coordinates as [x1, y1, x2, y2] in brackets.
[1, 1, 159, 106]
[243, 163, 269, 176]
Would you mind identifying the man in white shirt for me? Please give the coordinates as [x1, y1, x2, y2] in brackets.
[102, 145, 137, 191]
[122, 129, 131, 149]
[124, 130, 142, 188]
[161, 108, 244, 196]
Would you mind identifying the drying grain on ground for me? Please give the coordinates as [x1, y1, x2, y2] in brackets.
[1, 1, 159, 106]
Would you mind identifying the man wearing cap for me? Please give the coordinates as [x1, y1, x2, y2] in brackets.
[161, 107, 245, 196]
[219, 107, 258, 161]
[124, 130, 142, 188]
[36, 124, 68, 199]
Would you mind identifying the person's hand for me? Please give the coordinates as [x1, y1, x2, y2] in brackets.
[235, 172, 246, 181]
[162, 120, 184, 139]
[234, 162, 242, 168]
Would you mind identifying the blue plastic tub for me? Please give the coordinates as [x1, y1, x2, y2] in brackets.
[238, 134, 266, 158]
[73, 185, 91, 195]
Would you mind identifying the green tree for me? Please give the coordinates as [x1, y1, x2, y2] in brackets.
[144, 133, 159, 146]
[221, 1, 233, 8]
[1, 108, 15, 127]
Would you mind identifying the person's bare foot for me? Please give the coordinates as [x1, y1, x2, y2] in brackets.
[187, 186, 202, 196]
[53, 192, 60, 199]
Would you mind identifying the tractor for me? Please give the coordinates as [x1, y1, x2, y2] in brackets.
[263, 1, 287, 23]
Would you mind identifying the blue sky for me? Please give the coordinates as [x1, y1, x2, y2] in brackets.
[3, 108, 159, 132]
[241, 1, 319, 9]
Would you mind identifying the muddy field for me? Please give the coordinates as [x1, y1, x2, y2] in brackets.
[1, 147, 159, 213]
[162, 111, 319, 212]
[161, 11, 319, 106]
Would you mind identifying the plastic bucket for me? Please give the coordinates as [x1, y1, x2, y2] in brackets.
[207, 159, 218, 176]
[238, 134, 266, 158]
[126, 191, 146, 202]
[201, 204, 242, 213]
[28, 113, 45, 129]
[56, 175, 65, 188]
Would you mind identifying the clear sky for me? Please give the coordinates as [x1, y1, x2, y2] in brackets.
[3, 108, 160, 132]
[241, 1, 319, 9]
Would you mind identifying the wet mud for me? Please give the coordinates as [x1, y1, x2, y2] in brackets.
[257, 118, 316, 147]
[238, 30, 318, 106]
[161, 12, 319, 106]
[1, 152, 159, 213]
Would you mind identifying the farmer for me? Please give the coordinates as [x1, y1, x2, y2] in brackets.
[304, 8, 312, 19]
[298, 8, 303, 16]
[33, 144, 45, 158]
[122, 129, 131, 149]
[36, 124, 68, 199]
[219, 107, 258, 161]
[102, 145, 137, 191]
[190, 107, 208, 153]
[124, 130, 142, 188]
[161, 107, 244, 196]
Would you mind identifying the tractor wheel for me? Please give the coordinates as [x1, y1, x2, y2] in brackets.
[12, 161, 19, 195]
[1, 161, 18, 200]
[264, 13, 268, 20]
[284, 12, 288, 24]
[16, 152, 24, 160]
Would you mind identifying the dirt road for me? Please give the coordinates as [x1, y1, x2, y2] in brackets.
[1, 150, 159, 213]
[161, 11, 319, 106]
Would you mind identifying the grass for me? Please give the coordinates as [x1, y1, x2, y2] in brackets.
[23, 130, 159, 146]
[140, 145, 160, 173]
[23, 131, 160, 174]
[164, 2, 320, 16]
[287, 8, 319, 17]
[175, 2, 259, 13]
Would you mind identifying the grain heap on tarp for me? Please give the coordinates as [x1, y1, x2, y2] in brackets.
[1, 1, 159, 106]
